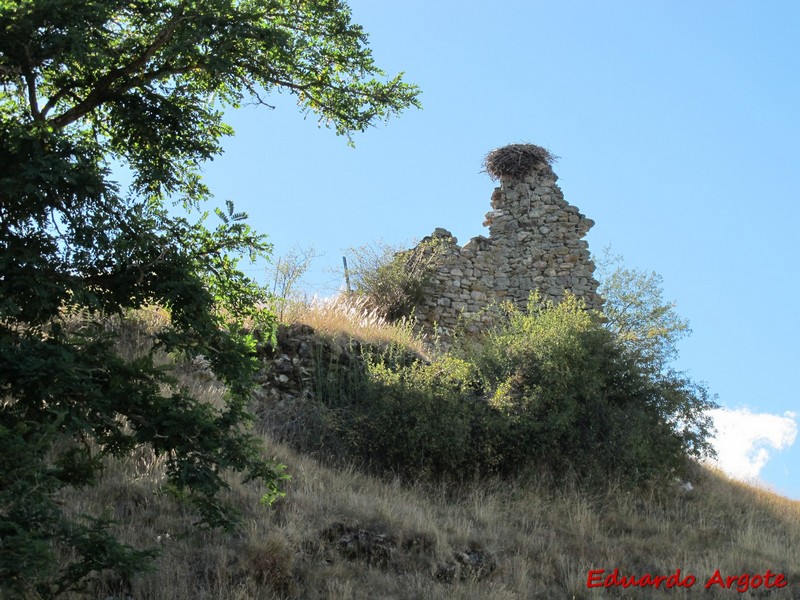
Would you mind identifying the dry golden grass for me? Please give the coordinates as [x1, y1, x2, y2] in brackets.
[50, 308, 800, 599]
[281, 294, 431, 359]
[62, 432, 800, 599]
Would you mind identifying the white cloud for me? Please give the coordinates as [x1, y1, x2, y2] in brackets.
[706, 407, 797, 481]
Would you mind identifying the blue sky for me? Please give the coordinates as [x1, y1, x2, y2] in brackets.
[198, 1, 799, 499]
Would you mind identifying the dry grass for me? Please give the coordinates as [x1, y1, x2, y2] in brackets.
[281, 294, 431, 360]
[49, 309, 800, 599]
[62, 433, 800, 599]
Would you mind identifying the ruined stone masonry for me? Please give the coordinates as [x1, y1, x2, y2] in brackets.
[411, 144, 602, 339]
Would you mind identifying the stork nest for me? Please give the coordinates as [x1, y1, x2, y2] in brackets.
[482, 144, 558, 180]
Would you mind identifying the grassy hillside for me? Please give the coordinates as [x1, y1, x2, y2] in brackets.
[55, 303, 800, 599]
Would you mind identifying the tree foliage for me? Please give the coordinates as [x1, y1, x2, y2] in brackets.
[594, 250, 717, 468]
[479, 293, 716, 484]
[346, 238, 445, 321]
[268, 243, 318, 320]
[0, 0, 419, 595]
[596, 249, 691, 371]
[296, 293, 716, 486]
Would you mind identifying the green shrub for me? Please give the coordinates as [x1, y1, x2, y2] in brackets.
[596, 249, 692, 371]
[304, 343, 490, 478]
[353, 356, 491, 478]
[477, 293, 716, 485]
[346, 239, 445, 321]
[296, 292, 715, 487]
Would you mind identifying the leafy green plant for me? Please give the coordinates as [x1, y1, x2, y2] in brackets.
[596, 248, 691, 371]
[355, 356, 490, 478]
[268, 244, 318, 321]
[291, 290, 715, 487]
[347, 238, 446, 321]
[478, 293, 717, 485]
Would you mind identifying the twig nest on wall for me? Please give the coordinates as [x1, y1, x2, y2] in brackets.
[483, 143, 558, 180]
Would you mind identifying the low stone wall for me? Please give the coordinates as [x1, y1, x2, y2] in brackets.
[411, 152, 601, 340]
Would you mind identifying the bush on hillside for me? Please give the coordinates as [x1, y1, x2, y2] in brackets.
[595, 249, 692, 371]
[353, 356, 499, 478]
[297, 293, 716, 486]
[478, 293, 716, 485]
[346, 238, 445, 321]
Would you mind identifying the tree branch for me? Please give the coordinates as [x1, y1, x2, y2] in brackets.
[126, 62, 199, 89]
[48, 4, 188, 130]
[21, 45, 43, 121]
[41, 84, 80, 118]
[264, 76, 316, 92]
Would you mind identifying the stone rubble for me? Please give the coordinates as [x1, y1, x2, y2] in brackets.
[411, 156, 601, 342]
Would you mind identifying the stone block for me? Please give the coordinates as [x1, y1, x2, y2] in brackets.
[406, 149, 602, 343]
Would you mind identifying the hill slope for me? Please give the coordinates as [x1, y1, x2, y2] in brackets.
[57, 306, 800, 599]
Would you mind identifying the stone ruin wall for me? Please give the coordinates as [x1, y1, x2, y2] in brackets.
[411, 157, 602, 340]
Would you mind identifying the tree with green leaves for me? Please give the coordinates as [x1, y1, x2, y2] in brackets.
[346, 237, 446, 321]
[479, 293, 716, 486]
[596, 249, 691, 371]
[0, 0, 419, 595]
[268, 243, 318, 320]
[594, 250, 717, 470]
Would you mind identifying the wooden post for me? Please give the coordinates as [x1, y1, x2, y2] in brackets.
[342, 256, 352, 294]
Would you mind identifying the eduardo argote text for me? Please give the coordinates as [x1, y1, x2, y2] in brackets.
[587, 568, 788, 593]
